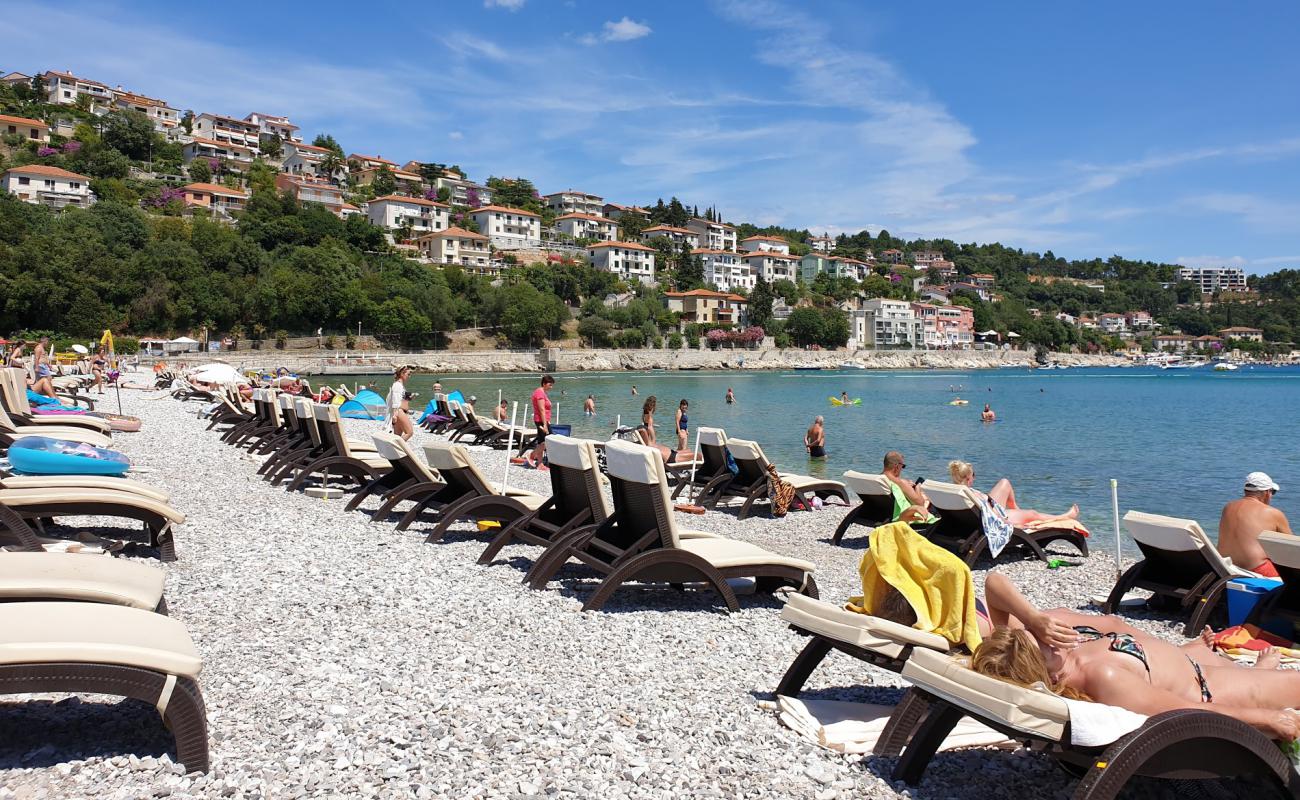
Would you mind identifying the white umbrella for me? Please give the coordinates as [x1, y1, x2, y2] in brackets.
[189, 363, 243, 385]
[71, 344, 89, 354]
[977, 330, 999, 336]
[1006, 331, 1021, 338]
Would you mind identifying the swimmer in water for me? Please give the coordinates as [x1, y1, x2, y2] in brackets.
[583, 394, 596, 416]
[982, 403, 996, 422]
[804, 415, 826, 459]
[725, 387, 735, 404]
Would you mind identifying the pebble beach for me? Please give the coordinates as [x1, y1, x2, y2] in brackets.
[1, 376, 1207, 800]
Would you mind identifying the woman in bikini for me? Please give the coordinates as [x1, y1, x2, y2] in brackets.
[674, 399, 689, 452]
[948, 460, 1079, 528]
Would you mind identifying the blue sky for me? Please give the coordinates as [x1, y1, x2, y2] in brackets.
[4, 1, 1299, 272]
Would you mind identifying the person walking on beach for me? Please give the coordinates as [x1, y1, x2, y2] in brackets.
[527, 374, 555, 470]
[981, 403, 996, 422]
[674, 399, 690, 451]
[883, 451, 931, 521]
[1219, 472, 1292, 577]
[804, 416, 826, 459]
[31, 336, 54, 397]
[637, 396, 658, 445]
[584, 395, 596, 416]
[388, 365, 414, 441]
[725, 387, 735, 405]
[91, 347, 108, 395]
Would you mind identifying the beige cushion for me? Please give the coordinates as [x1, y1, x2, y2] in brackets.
[6, 426, 113, 448]
[677, 536, 814, 573]
[21, 415, 114, 433]
[359, 457, 392, 470]
[785, 474, 844, 492]
[1124, 510, 1250, 577]
[0, 601, 201, 677]
[780, 593, 950, 656]
[0, 488, 186, 524]
[902, 647, 1068, 742]
[508, 492, 547, 511]
[604, 438, 660, 485]
[544, 435, 590, 471]
[423, 442, 474, 472]
[922, 480, 978, 512]
[0, 476, 169, 503]
[697, 427, 727, 447]
[1260, 532, 1300, 570]
[0, 552, 165, 609]
[843, 471, 892, 498]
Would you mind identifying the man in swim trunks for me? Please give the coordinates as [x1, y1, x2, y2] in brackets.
[1218, 472, 1292, 577]
[804, 416, 826, 458]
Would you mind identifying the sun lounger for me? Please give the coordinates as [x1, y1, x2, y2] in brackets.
[0, 404, 113, 449]
[1103, 510, 1254, 636]
[0, 475, 170, 503]
[0, 551, 166, 611]
[0, 488, 185, 561]
[1248, 532, 1300, 636]
[2, 368, 112, 434]
[722, 438, 849, 519]
[257, 395, 311, 475]
[831, 472, 938, 545]
[923, 480, 1087, 565]
[359, 434, 458, 522]
[887, 647, 1299, 796]
[407, 441, 546, 542]
[0, 602, 209, 772]
[525, 438, 817, 611]
[477, 434, 611, 565]
[282, 404, 390, 493]
[668, 426, 733, 502]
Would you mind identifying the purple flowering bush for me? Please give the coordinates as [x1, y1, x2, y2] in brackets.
[62, 140, 81, 153]
[37, 146, 58, 157]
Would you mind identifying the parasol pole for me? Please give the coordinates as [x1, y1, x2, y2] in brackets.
[688, 428, 703, 503]
[500, 401, 519, 493]
[1111, 478, 1122, 578]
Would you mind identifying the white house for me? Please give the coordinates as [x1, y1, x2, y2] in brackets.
[179, 182, 248, 217]
[280, 141, 335, 178]
[368, 195, 450, 237]
[110, 91, 179, 132]
[469, 205, 541, 250]
[3, 164, 94, 209]
[243, 112, 300, 143]
[554, 213, 617, 241]
[741, 250, 799, 283]
[424, 168, 492, 206]
[693, 249, 754, 292]
[0, 114, 49, 143]
[739, 234, 790, 255]
[415, 227, 492, 274]
[182, 137, 257, 167]
[641, 225, 699, 249]
[603, 203, 650, 221]
[1098, 313, 1128, 335]
[852, 299, 923, 349]
[808, 233, 834, 253]
[192, 113, 262, 151]
[686, 218, 738, 252]
[588, 241, 656, 285]
[544, 190, 604, 217]
[42, 70, 113, 109]
[1176, 266, 1248, 294]
[274, 174, 354, 217]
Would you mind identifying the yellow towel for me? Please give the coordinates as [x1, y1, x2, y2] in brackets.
[846, 521, 983, 652]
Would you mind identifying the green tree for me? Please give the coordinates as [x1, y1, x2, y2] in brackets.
[262, 133, 283, 159]
[187, 158, 211, 183]
[786, 307, 823, 347]
[747, 277, 775, 329]
[100, 110, 157, 160]
[371, 165, 397, 196]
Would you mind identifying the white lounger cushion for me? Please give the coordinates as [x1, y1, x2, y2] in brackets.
[423, 442, 475, 472]
[371, 433, 442, 483]
[0, 552, 165, 609]
[542, 435, 588, 470]
[0, 601, 200, 677]
[2, 423, 112, 448]
[921, 480, 978, 512]
[1124, 510, 1253, 577]
[677, 536, 815, 573]
[842, 471, 893, 498]
[0, 476, 170, 503]
[728, 439, 846, 493]
[1260, 532, 1300, 570]
[696, 427, 726, 447]
[780, 593, 950, 657]
[902, 648, 1068, 742]
[0, 488, 186, 524]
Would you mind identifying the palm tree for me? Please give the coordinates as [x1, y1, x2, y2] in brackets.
[320, 151, 344, 185]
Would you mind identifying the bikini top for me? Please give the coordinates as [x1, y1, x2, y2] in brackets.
[1073, 625, 1151, 678]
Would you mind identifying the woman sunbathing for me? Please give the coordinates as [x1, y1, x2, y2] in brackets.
[948, 460, 1080, 529]
[972, 572, 1300, 740]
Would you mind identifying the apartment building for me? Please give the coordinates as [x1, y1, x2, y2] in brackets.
[1098, 313, 1128, 335]
[832, 257, 871, 281]
[274, 174, 356, 217]
[1219, 326, 1264, 342]
[351, 165, 424, 194]
[641, 225, 700, 249]
[469, 205, 541, 250]
[180, 182, 247, 217]
[0, 114, 49, 142]
[800, 253, 834, 283]
[663, 289, 747, 328]
[368, 195, 450, 236]
[686, 218, 738, 251]
[694, 249, 754, 292]
[42, 70, 113, 109]
[554, 213, 617, 241]
[1125, 310, 1155, 330]
[852, 299, 923, 349]
[742, 250, 799, 282]
[243, 112, 300, 143]
[970, 273, 996, 289]
[415, 227, 492, 273]
[739, 235, 790, 254]
[182, 137, 257, 167]
[934, 305, 975, 349]
[544, 190, 604, 217]
[280, 141, 335, 177]
[110, 91, 179, 131]
[878, 248, 904, 265]
[808, 233, 834, 253]
[3, 164, 94, 208]
[588, 241, 656, 284]
[603, 203, 650, 221]
[1176, 266, 1247, 294]
[193, 113, 262, 151]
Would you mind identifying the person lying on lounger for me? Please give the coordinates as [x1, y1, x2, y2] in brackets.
[948, 460, 1081, 529]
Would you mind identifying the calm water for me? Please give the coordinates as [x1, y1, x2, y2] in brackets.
[378, 366, 1299, 552]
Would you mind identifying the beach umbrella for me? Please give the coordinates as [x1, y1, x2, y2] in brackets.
[1006, 332, 1021, 338]
[977, 330, 999, 336]
[71, 343, 89, 354]
[190, 363, 243, 385]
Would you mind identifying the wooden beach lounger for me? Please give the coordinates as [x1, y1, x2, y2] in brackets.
[525, 438, 816, 612]
[477, 435, 611, 565]
[723, 438, 849, 519]
[886, 647, 1300, 797]
[1103, 510, 1255, 636]
[409, 441, 546, 542]
[0, 551, 167, 612]
[0, 488, 185, 561]
[922, 480, 1087, 566]
[0, 602, 209, 773]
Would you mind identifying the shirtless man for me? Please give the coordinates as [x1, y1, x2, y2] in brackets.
[1218, 472, 1291, 577]
[804, 416, 826, 459]
[883, 450, 930, 522]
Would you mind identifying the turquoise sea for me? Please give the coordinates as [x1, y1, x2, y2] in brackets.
[391, 366, 1299, 552]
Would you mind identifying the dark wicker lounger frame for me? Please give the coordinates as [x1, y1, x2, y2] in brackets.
[409, 444, 542, 543]
[282, 404, 388, 494]
[1247, 533, 1300, 637]
[924, 481, 1088, 566]
[346, 433, 445, 514]
[724, 439, 850, 520]
[829, 472, 936, 545]
[3, 492, 180, 562]
[668, 428, 732, 503]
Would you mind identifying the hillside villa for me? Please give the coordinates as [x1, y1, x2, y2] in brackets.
[414, 227, 492, 274]
[588, 241, 656, 284]
[2, 164, 94, 208]
[180, 182, 248, 216]
[469, 205, 542, 250]
[367, 195, 449, 236]
[663, 289, 748, 329]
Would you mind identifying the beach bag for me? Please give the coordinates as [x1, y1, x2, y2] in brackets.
[725, 450, 740, 476]
[766, 463, 798, 517]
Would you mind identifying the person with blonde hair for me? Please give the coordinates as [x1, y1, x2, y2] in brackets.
[947, 460, 1079, 528]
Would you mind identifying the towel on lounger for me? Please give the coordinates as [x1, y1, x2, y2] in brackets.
[846, 521, 983, 652]
[774, 695, 1013, 754]
[1062, 697, 1147, 747]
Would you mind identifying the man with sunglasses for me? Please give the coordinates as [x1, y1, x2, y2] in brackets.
[1219, 472, 1292, 578]
[883, 450, 931, 523]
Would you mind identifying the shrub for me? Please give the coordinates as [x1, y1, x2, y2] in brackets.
[667, 333, 683, 349]
[324, 335, 336, 349]
[775, 332, 792, 348]
[616, 329, 645, 348]
[686, 332, 700, 349]
[115, 336, 140, 355]
[274, 329, 288, 349]
[651, 336, 663, 349]
[345, 333, 357, 350]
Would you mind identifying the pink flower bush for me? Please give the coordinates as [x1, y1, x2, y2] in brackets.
[37, 146, 58, 157]
[62, 141, 81, 152]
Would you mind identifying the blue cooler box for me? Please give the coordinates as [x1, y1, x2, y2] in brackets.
[1226, 577, 1288, 635]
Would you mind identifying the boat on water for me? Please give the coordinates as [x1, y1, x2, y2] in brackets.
[1213, 362, 1239, 371]
[793, 365, 823, 371]
[838, 362, 865, 370]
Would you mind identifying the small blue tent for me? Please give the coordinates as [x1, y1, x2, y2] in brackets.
[338, 389, 387, 420]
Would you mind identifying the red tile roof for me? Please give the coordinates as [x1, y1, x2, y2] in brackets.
[690, 248, 740, 256]
[371, 194, 449, 208]
[470, 204, 540, 218]
[664, 289, 747, 301]
[742, 250, 798, 261]
[589, 240, 654, 252]
[643, 225, 694, 235]
[556, 212, 611, 223]
[742, 235, 787, 243]
[0, 114, 49, 129]
[416, 226, 488, 241]
[3, 164, 90, 180]
[182, 182, 248, 197]
[348, 153, 398, 166]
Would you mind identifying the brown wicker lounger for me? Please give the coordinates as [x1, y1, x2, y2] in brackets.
[722, 438, 849, 519]
[0, 602, 209, 772]
[411, 442, 545, 542]
[282, 404, 390, 493]
[1249, 532, 1300, 635]
[525, 438, 817, 612]
[923, 480, 1088, 566]
[477, 435, 611, 566]
[1, 369, 113, 435]
[668, 426, 733, 503]
[0, 551, 167, 612]
[831, 471, 911, 545]
[0, 488, 185, 561]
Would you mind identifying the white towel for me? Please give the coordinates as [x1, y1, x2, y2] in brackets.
[1063, 698, 1147, 747]
[774, 695, 1014, 755]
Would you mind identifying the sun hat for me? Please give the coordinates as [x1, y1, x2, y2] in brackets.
[1245, 471, 1280, 493]
[469, 395, 477, 402]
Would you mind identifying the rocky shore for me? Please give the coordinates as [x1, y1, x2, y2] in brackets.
[2, 378, 1192, 799]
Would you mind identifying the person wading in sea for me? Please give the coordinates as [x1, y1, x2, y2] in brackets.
[1218, 472, 1292, 577]
[804, 416, 826, 459]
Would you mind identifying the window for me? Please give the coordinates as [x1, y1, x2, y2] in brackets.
[44, 180, 55, 188]
[17, 176, 29, 185]
[70, 182, 81, 189]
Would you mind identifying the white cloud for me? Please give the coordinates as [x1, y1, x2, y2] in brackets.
[1176, 255, 1248, 268]
[483, 0, 525, 10]
[448, 131, 464, 140]
[580, 17, 652, 45]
